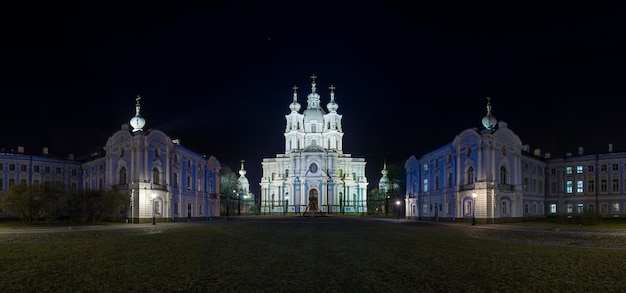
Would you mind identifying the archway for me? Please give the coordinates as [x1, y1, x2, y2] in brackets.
[307, 189, 319, 212]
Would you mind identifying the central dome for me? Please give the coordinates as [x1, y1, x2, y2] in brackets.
[303, 107, 326, 123]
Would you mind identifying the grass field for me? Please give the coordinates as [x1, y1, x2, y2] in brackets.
[1, 217, 625, 292]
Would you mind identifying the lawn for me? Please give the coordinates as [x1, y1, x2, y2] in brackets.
[1, 217, 625, 292]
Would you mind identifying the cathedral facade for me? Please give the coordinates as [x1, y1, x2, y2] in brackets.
[260, 75, 368, 214]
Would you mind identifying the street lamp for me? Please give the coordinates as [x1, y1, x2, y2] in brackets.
[284, 193, 289, 215]
[471, 192, 477, 225]
[396, 200, 401, 220]
[236, 190, 241, 216]
[151, 193, 157, 225]
[385, 194, 390, 217]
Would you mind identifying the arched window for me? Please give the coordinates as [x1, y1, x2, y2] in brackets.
[119, 167, 127, 185]
[466, 166, 474, 184]
[312, 124, 316, 132]
[153, 168, 160, 185]
[500, 166, 508, 184]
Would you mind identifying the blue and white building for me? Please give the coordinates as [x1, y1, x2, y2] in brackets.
[0, 96, 221, 222]
[404, 98, 626, 222]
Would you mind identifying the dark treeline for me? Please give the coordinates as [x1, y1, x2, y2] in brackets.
[1, 183, 127, 224]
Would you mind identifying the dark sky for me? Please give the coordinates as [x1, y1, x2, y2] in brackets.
[2, 2, 626, 195]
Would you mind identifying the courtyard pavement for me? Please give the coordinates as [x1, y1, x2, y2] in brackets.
[2, 215, 626, 248]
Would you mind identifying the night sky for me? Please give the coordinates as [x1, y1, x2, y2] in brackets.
[2, 2, 626, 196]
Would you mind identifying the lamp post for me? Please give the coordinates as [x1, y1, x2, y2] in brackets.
[472, 192, 477, 225]
[385, 194, 390, 217]
[237, 190, 241, 216]
[396, 200, 401, 220]
[284, 193, 289, 215]
[151, 193, 157, 225]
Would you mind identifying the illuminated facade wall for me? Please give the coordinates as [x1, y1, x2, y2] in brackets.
[260, 76, 368, 214]
[0, 149, 82, 203]
[82, 125, 221, 223]
[544, 149, 626, 218]
[405, 121, 546, 222]
[406, 101, 626, 221]
[0, 98, 221, 222]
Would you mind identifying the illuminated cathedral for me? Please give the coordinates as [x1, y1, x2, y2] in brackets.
[260, 75, 368, 214]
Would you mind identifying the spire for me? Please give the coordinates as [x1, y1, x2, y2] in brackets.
[379, 160, 389, 193]
[129, 95, 146, 132]
[239, 159, 247, 177]
[236, 159, 250, 195]
[310, 74, 317, 93]
[289, 85, 301, 112]
[327, 85, 339, 112]
[381, 160, 388, 176]
[481, 96, 498, 132]
[305, 74, 322, 109]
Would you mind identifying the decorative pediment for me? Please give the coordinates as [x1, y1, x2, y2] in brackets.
[453, 129, 481, 147]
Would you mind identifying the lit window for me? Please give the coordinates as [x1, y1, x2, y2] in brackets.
[567, 203, 573, 213]
[423, 179, 428, 192]
[566, 167, 572, 174]
[550, 203, 557, 214]
[577, 180, 583, 193]
[577, 203, 584, 213]
[576, 166, 583, 173]
[566, 180, 573, 194]
[613, 203, 620, 214]
[423, 164, 428, 171]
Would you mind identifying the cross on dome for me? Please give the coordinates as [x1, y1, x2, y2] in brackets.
[129, 95, 146, 132]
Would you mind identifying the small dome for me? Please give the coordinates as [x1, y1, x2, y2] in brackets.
[130, 95, 146, 132]
[327, 100, 338, 112]
[482, 114, 497, 131]
[481, 97, 497, 131]
[290, 100, 301, 112]
[130, 116, 146, 132]
[327, 85, 338, 112]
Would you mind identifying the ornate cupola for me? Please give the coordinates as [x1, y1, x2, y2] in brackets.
[129, 95, 146, 132]
[236, 159, 250, 195]
[306, 74, 321, 109]
[378, 160, 390, 194]
[326, 85, 339, 112]
[289, 85, 301, 112]
[481, 97, 497, 132]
